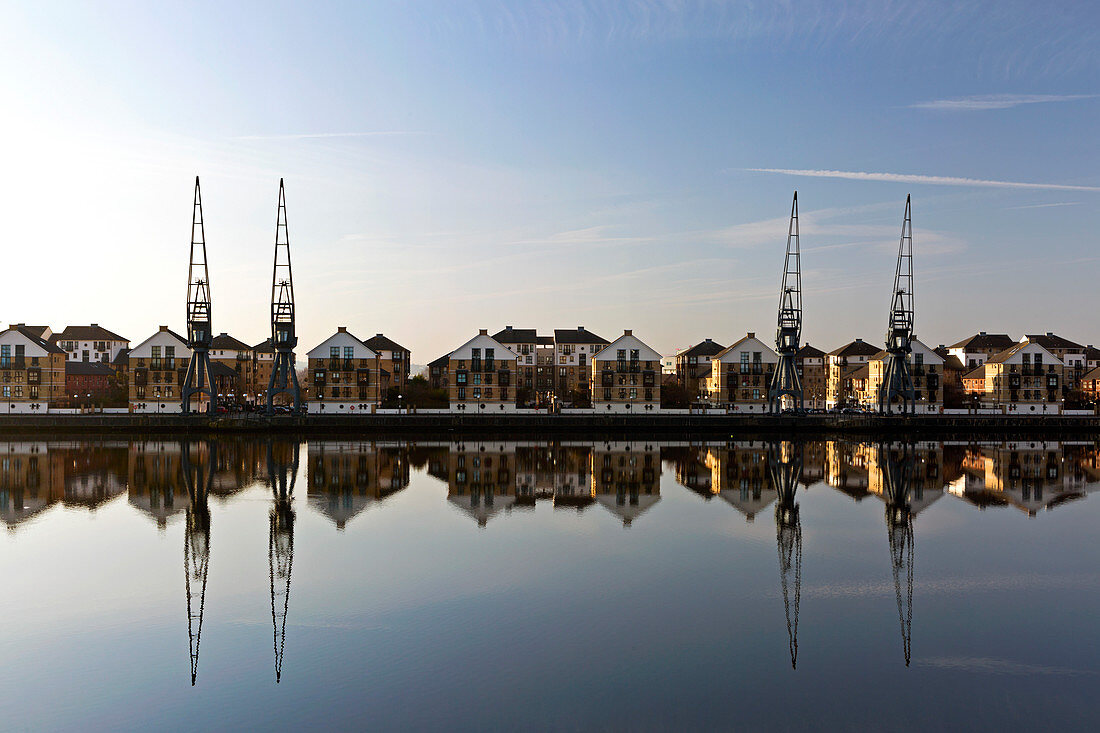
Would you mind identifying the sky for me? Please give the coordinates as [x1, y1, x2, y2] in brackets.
[2, 0, 1098, 361]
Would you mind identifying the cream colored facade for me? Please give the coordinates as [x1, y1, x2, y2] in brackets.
[127, 326, 193, 413]
[590, 441, 661, 525]
[305, 327, 382, 414]
[591, 331, 662, 413]
[0, 326, 66, 412]
[978, 341, 1064, 413]
[863, 338, 945, 414]
[705, 333, 778, 412]
[825, 339, 881, 408]
[448, 330, 520, 412]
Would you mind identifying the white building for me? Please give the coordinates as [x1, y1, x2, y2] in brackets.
[51, 324, 130, 364]
[305, 328, 380, 415]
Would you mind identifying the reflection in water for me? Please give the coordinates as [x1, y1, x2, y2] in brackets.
[769, 441, 802, 669]
[181, 440, 215, 687]
[267, 440, 298, 683]
[3, 435, 1100, 686]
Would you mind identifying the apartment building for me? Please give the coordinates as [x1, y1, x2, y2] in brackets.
[796, 344, 828, 410]
[128, 326, 191, 413]
[704, 442, 776, 521]
[863, 338, 946, 414]
[448, 330, 520, 412]
[428, 354, 449, 391]
[552, 327, 610, 406]
[1080, 367, 1100, 404]
[251, 338, 276, 402]
[946, 332, 1015, 370]
[50, 324, 129, 364]
[979, 341, 1064, 413]
[675, 338, 725, 398]
[210, 333, 254, 403]
[306, 442, 411, 529]
[363, 334, 411, 395]
[0, 325, 67, 413]
[705, 333, 778, 412]
[1024, 333, 1086, 394]
[305, 327, 381, 414]
[443, 442, 519, 526]
[64, 361, 115, 403]
[591, 330, 662, 413]
[492, 327, 539, 398]
[825, 339, 881, 408]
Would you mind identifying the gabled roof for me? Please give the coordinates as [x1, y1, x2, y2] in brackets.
[51, 324, 128, 342]
[428, 354, 450, 368]
[363, 333, 408, 353]
[1081, 366, 1100, 383]
[127, 327, 189, 357]
[18, 326, 51, 339]
[713, 333, 777, 362]
[208, 361, 239, 378]
[3, 326, 66, 354]
[211, 333, 252, 351]
[1085, 346, 1100, 362]
[948, 333, 1014, 351]
[828, 339, 880, 358]
[962, 364, 987, 381]
[849, 364, 870, 380]
[65, 361, 115, 376]
[306, 329, 377, 359]
[113, 348, 130, 366]
[553, 327, 609, 345]
[1024, 333, 1085, 352]
[492, 326, 538, 344]
[678, 339, 726, 358]
[252, 338, 275, 353]
[796, 344, 825, 358]
[537, 335, 554, 346]
[592, 331, 663, 362]
[986, 340, 1060, 365]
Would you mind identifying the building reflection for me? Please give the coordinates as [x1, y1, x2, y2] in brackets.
[0, 441, 65, 530]
[307, 442, 411, 530]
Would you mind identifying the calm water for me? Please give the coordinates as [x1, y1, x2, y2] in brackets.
[2, 435, 1099, 731]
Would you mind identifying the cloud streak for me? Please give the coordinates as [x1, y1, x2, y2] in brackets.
[746, 168, 1100, 192]
[911, 93, 1098, 111]
[233, 131, 424, 141]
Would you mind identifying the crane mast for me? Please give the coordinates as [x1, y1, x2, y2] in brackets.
[879, 442, 915, 667]
[768, 192, 803, 413]
[182, 177, 216, 414]
[769, 440, 803, 669]
[267, 439, 299, 682]
[267, 179, 302, 414]
[879, 195, 916, 414]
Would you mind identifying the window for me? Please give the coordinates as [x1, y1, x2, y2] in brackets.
[458, 387, 466, 399]
[604, 388, 611, 400]
[344, 346, 354, 360]
[629, 388, 637, 399]
[330, 346, 340, 360]
[473, 388, 481, 399]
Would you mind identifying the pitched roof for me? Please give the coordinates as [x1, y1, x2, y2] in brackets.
[948, 333, 1014, 351]
[678, 339, 726, 358]
[428, 354, 449, 368]
[986, 340, 1061, 365]
[1024, 333, 1085, 352]
[492, 327, 538, 344]
[211, 333, 252, 351]
[208, 361, 239, 378]
[19, 326, 51, 339]
[5, 326, 66, 354]
[796, 344, 825, 358]
[537, 335, 554, 346]
[252, 338, 275, 353]
[51, 324, 128, 342]
[828, 339, 880, 358]
[849, 364, 870, 380]
[1086, 346, 1100, 362]
[65, 361, 115, 376]
[713, 333, 776, 361]
[363, 333, 408, 353]
[1081, 366, 1100, 383]
[113, 348, 130, 366]
[553, 327, 609, 345]
[962, 364, 987, 381]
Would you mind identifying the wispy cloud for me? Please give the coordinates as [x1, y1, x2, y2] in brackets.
[911, 93, 1098, 111]
[746, 168, 1100, 192]
[1004, 201, 1081, 210]
[917, 657, 1098, 676]
[233, 131, 424, 141]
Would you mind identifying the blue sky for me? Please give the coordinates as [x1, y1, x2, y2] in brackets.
[2, 1, 1098, 360]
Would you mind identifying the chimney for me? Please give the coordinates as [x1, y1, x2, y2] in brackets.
[578, 326, 585, 331]
[705, 338, 712, 343]
[979, 331, 986, 336]
[159, 325, 168, 332]
[479, 328, 488, 336]
[219, 332, 227, 337]
[376, 333, 383, 337]
[505, 325, 513, 332]
[624, 329, 632, 336]
[855, 338, 863, 343]
[337, 326, 347, 333]
[91, 323, 98, 328]
[747, 332, 755, 339]
[1047, 331, 1054, 337]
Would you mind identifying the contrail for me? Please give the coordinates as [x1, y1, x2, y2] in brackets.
[745, 168, 1100, 192]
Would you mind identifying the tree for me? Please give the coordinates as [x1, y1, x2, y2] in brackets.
[661, 382, 693, 409]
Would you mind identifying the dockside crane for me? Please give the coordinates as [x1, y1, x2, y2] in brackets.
[768, 440, 803, 669]
[879, 196, 916, 414]
[266, 179, 302, 414]
[768, 193, 803, 413]
[181, 440, 216, 685]
[182, 177, 216, 414]
[879, 442, 915, 667]
[267, 439, 299, 682]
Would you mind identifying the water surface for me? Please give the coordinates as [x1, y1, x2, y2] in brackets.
[2, 436, 1098, 731]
